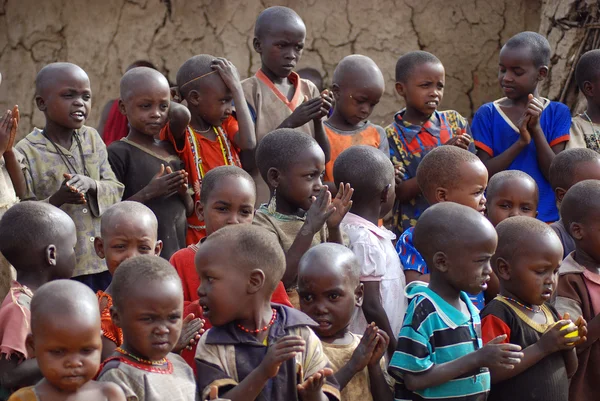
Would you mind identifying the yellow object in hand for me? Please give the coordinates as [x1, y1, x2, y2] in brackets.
[560, 321, 578, 345]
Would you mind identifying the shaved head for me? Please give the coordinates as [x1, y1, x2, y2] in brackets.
[333, 55, 384, 90]
[120, 67, 169, 102]
[494, 216, 560, 265]
[100, 201, 158, 237]
[176, 54, 219, 99]
[561, 180, 600, 234]
[254, 6, 305, 40]
[35, 62, 89, 97]
[299, 243, 360, 286]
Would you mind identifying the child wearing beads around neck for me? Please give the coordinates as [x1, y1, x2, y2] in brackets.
[160, 55, 256, 245]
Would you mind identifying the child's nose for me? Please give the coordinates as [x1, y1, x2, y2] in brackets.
[64, 356, 83, 368]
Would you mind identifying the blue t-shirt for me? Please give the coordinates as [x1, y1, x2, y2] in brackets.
[471, 99, 571, 222]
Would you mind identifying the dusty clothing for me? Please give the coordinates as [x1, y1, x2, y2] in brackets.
[0, 153, 21, 304]
[568, 114, 600, 152]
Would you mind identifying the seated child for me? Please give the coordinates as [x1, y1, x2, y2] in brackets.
[108, 66, 192, 260]
[554, 180, 600, 401]
[482, 216, 584, 401]
[548, 148, 600, 258]
[568, 49, 600, 151]
[397, 145, 488, 309]
[97, 255, 196, 400]
[15, 62, 124, 292]
[195, 224, 340, 401]
[485, 170, 538, 227]
[0, 202, 77, 397]
[243, 6, 332, 205]
[323, 55, 387, 185]
[161, 55, 256, 244]
[8, 280, 126, 401]
[298, 243, 392, 401]
[334, 146, 405, 357]
[472, 32, 571, 224]
[389, 202, 523, 401]
[386, 51, 473, 235]
[253, 128, 352, 307]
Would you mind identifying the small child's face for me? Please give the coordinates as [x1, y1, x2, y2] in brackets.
[501, 233, 562, 305]
[31, 315, 102, 393]
[498, 46, 543, 100]
[443, 161, 488, 214]
[256, 21, 306, 79]
[487, 178, 538, 227]
[276, 145, 326, 212]
[298, 262, 361, 340]
[334, 79, 384, 127]
[396, 62, 444, 118]
[203, 176, 256, 236]
[120, 79, 170, 137]
[39, 68, 91, 130]
[192, 78, 233, 127]
[95, 217, 161, 275]
[115, 278, 183, 360]
[53, 218, 78, 280]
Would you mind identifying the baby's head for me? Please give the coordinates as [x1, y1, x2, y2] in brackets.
[119, 67, 170, 138]
[0, 201, 76, 280]
[176, 54, 232, 126]
[35, 62, 91, 130]
[576, 49, 600, 107]
[395, 51, 444, 116]
[416, 145, 488, 213]
[253, 6, 306, 79]
[549, 148, 600, 205]
[111, 255, 183, 361]
[94, 201, 161, 275]
[298, 243, 362, 340]
[256, 128, 325, 212]
[331, 55, 385, 127]
[195, 225, 285, 327]
[486, 170, 538, 227]
[498, 32, 550, 100]
[494, 216, 563, 305]
[198, 166, 256, 236]
[414, 202, 497, 296]
[333, 145, 394, 218]
[561, 180, 600, 264]
[28, 280, 101, 393]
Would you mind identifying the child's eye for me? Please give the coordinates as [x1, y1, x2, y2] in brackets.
[83, 94, 91, 101]
[206, 276, 214, 283]
[240, 209, 253, 216]
[112, 244, 126, 250]
[499, 203, 510, 209]
[216, 206, 228, 212]
[62, 93, 73, 98]
[160, 103, 169, 110]
[80, 347, 96, 355]
[49, 349, 64, 356]
[301, 294, 313, 302]
[169, 314, 181, 322]
[139, 246, 152, 253]
[328, 294, 340, 301]
[521, 206, 532, 212]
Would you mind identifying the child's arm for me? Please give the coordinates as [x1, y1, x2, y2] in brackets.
[368, 330, 393, 401]
[0, 108, 26, 199]
[476, 116, 530, 176]
[361, 282, 397, 358]
[0, 358, 41, 390]
[129, 165, 188, 204]
[325, 183, 353, 245]
[166, 102, 192, 151]
[297, 368, 334, 401]
[211, 58, 256, 152]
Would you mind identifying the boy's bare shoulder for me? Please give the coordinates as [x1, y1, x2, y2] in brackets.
[77, 380, 126, 401]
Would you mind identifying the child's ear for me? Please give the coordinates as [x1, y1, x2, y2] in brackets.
[187, 90, 201, 107]
[110, 306, 122, 329]
[94, 237, 106, 259]
[118, 99, 127, 116]
[195, 200, 205, 221]
[247, 269, 266, 294]
[583, 81, 594, 97]
[354, 282, 364, 307]
[25, 333, 35, 357]
[266, 167, 281, 189]
[570, 221, 584, 241]
[395, 82, 406, 98]
[381, 184, 391, 205]
[495, 257, 511, 281]
[431, 251, 448, 273]
[537, 66, 549, 81]
[46, 244, 57, 266]
[154, 240, 163, 257]
[554, 187, 567, 204]
[35, 95, 46, 112]
[331, 83, 341, 101]
[435, 187, 448, 203]
[253, 37, 262, 54]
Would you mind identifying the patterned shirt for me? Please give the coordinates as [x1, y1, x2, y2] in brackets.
[386, 110, 473, 235]
[389, 282, 489, 401]
[15, 127, 124, 277]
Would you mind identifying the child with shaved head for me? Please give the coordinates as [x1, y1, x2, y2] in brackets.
[161, 55, 256, 244]
[108, 67, 192, 261]
[8, 280, 126, 401]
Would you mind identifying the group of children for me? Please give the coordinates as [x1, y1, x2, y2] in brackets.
[1, 4, 600, 401]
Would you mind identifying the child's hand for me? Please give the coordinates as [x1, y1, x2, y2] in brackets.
[476, 334, 523, 369]
[297, 368, 333, 401]
[525, 94, 543, 131]
[0, 109, 15, 155]
[173, 313, 204, 353]
[326, 182, 353, 229]
[369, 328, 389, 367]
[444, 133, 472, 150]
[165, 165, 189, 197]
[66, 173, 97, 195]
[562, 313, 588, 346]
[144, 164, 188, 199]
[282, 96, 326, 128]
[539, 320, 580, 354]
[348, 323, 379, 373]
[304, 187, 335, 235]
[212, 57, 242, 91]
[259, 335, 306, 379]
[517, 114, 532, 145]
[316, 90, 333, 120]
[51, 176, 87, 206]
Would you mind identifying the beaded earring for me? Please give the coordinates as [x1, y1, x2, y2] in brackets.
[268, 189, 277, 214]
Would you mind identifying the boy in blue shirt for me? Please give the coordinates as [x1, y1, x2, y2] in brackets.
[389, 202, 523, 401]
[472, 31, 571, 223]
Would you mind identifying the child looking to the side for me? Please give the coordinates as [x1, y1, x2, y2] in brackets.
[334, 146, 405, 357]
[97, 255, 197, 401]
[8, 280, 126, 401]
[195, 224, 340, 401]
[0, 202, 77, 397]
[108, 66, 192, 260]
[569, 49, 600, 152]
[485, 170, 538, 227]
[298, 243, 392, 401]
[482, 216, 584, 401]
[253, 128, 352, 307]
[555, 180, 600, 401]
[472, 31, 571, 224]
[390, 202, 523, 401]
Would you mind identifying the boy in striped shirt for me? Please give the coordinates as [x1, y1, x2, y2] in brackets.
[389, 203, 523, 401]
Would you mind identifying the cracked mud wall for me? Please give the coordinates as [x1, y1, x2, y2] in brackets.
[0, 0, 541, 137]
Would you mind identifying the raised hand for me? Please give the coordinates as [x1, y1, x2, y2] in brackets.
[326, 182, 353, 229]
[476, 334, 523, 369]
[50, 175, 87, 206]
[348, 323, 379, 373]
[173, 313, 204, 353]
[539, 320, 580, 354]
[444, 133, 472, 150]
[259, 335, 306, 379]
[281, 96, 327, 128]
[297, 368, 334, 401]
[66, 173, 97, 195]
[368, 328, 389, 367]
[525, 94, 543, 131]
[0, 109, 15, 156]
[317, 90, 333, 120]
[303, 187, 336, 235]
[211, 57, 242, 91]
[143, 164, 188, 199]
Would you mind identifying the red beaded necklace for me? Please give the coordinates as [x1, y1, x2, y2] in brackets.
[237, 309, 277, 334]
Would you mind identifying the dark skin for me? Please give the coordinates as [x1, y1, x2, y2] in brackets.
[580, 73, 600, 123]
[553, 160, 600, 205]
[0, 102, 26, 200]
[477, 46, 565, 180]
